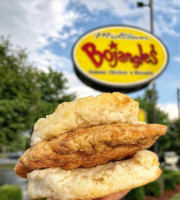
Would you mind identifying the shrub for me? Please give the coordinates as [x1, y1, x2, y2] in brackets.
[144, 179, 162, 196]
[0, 184, 22, 200]
[163, 169, 174, 174]
[163, 173, 176, 191]
[124, 187, 145, 200]
[162, 169, 180, 187]
[173, 171, 180, 184]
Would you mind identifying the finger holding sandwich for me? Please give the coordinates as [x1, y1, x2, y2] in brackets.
[14, 92, 167, 200]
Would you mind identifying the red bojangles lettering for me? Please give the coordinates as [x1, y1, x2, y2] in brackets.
[81, 42, 158, 68]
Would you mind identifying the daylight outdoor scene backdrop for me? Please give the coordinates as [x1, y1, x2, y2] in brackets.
[0, 0, 180, 200]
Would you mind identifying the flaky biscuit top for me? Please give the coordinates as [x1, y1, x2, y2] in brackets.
[31, 92, 139, 146]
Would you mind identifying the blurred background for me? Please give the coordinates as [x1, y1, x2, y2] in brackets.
[0, 0, 180, 200]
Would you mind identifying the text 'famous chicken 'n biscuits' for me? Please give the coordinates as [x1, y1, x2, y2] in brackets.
[14, 92, 167, 200]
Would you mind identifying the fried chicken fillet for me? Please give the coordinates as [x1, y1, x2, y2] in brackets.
[14, 92, 167, 200]
[15, 123, 166, 178]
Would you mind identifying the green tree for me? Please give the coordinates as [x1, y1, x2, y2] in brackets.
[135, 89, 170, 153]
[136, 89, 180, 155]
[136, 89, 169, 125]
[0, 37, 75, 152]
[162, 118, 180, 155]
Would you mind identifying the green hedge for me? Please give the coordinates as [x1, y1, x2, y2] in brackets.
[124, 187, 145, 200]
[0, 185, 22, 200]
[173, 171, 180, 184]
[162, 169, 180, 190]
[163, 173, 176, 191]
[144, 179, 162, 196]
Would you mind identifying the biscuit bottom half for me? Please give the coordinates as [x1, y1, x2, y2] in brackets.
[28, 150, 161, 200]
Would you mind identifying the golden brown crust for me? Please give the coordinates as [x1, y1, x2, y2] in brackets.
[14, 123, 167, 178]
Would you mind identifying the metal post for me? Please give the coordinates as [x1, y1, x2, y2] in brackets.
[150, 0, 153, 34]
[150, 0, 158, 153]
[178, 88, 180, 118]
[137, 0, 158, 150]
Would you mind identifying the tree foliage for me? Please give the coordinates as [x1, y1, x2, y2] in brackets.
[136, 89, 169, 125]
[135, 88, 180, 154]
[0, 37, 75, 152]
[162, 118, 180, 155]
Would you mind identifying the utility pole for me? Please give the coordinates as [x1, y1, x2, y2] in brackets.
[178, 88, 180, 118]
[137, 0, 158, 153]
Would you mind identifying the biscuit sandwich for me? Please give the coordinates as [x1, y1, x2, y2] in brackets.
[14, 92, 167, 200]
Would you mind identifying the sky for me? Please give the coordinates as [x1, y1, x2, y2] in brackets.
[0, 0, 180, 119]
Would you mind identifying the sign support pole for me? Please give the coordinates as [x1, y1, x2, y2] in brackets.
[137, 0, 158, 152]
[150, 0, 158, 154]
[178, 88, 180, 119]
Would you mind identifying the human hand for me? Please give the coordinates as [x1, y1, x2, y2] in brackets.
[47, 190, 130, 200]
[91, 190, 130, 200]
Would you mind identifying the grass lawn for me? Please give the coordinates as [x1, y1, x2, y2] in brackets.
[0, 163, 15, 170]
[168, 192, 180, 200]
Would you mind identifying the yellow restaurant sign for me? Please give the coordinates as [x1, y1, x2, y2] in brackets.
[139, 109, 147, 123]
[72, 26, 168, 92]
